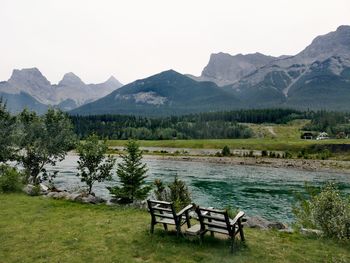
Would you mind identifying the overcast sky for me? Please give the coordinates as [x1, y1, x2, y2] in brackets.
[1, 0, 350, 85]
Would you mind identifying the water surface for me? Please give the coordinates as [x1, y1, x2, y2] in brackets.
[50, 155, 350, 222]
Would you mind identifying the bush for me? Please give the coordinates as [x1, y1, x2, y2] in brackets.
[152, 177, 191, 212]
[311, 184, 350, 239]
[293, 183, 350, 240]
[0, 165, 23, 193]
[221, 146, 231, 157]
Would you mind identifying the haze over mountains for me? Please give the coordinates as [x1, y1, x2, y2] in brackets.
[0, 68, 123, 113]
[1, 25, 350, 115]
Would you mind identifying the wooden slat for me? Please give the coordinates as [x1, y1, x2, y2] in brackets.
[201, 214, 227, 222]
[203, 221, 230, 230]
[207, 227, 229, 235]
[149, 200, 172, 205]
[157, 218, 176, 225]
[152, 207, 173, 213]
[198, 207, 226, 214]
[153, 213, 174, 219]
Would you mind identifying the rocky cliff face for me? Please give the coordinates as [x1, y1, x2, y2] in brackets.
[191, 52, 279, 86]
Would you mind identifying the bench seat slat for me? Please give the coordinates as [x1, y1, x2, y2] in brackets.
[153, 213, 174, 219]
[207, 227, 229, 235]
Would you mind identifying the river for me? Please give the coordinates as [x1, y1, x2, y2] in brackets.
[49, 154, 350, 223]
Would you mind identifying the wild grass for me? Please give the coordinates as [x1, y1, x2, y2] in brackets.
[1, 194, 349, 263]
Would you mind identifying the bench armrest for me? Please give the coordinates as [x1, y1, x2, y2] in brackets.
[230, 211, 245, 226]
[176, 204, 193, 217]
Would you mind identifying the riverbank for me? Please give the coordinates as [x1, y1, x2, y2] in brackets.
[143, 154, 350, 174]
[1, 194, 349, 263]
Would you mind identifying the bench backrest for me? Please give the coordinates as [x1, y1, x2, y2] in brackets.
[195, 206, 233, 235]
[147, 200, 177, 221]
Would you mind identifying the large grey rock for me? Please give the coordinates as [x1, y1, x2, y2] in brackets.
[23, 184, 48, 196]
[245, 216, 287, 230]
[300, 228, 323, 236]
[81, 195, 106, 204]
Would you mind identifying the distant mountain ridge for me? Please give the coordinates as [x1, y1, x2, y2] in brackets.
[226, 25, 350, 110]
[189, 52, 281, 86]
[70, 70, 241, 116]
[0, 68, 123, 113]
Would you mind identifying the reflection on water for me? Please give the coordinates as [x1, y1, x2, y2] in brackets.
[49, 155, 350, 222]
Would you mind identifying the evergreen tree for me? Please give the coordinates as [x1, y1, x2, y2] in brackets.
[0, 99, 17, 163]
[108, 140, 151, 203]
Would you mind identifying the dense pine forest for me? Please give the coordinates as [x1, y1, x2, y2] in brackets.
[70, 109, 308, 140]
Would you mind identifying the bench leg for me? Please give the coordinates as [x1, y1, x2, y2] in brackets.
[176, 225, 181, 237]
[163, 223, 168, 231]
[238, 222, 245, 241]
[231, 236, 234, 253]
[150, 222, 155, 234]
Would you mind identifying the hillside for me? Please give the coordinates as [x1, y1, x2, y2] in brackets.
[71, 70, 242, 116]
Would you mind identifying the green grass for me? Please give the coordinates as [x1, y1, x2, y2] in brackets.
[107, 120, 350, 160]
[1, 194, 349, 263]
[107, 138, 349, 152]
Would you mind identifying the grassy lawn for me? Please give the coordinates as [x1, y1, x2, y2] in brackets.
[1, 194, 349, 263]
[107, 138, 350, 152]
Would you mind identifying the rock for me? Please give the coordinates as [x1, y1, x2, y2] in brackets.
[300, 228, 323, 236]
[267, 221, 288, 230]
[81, 195, 106, 204]
[279, 228, 294, 234]
[67, 193, 81, 201]
[132, 200, 148, 210]
[245, 216, 287, 230]
[46, 191, 69, 199]
[23, 184, 47, 196]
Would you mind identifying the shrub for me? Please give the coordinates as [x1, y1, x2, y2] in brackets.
[293, 183, 350, 240]
[221, 146, 231, 157]
[152, 177, 191, 212]
[311, 184, 350, 239]
[0, 165, 23, 193]
[168, 177, 192, 212]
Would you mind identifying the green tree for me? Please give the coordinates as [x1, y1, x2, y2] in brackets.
[76, 134, 116, 194]
[17, 108, 77, 185]
[108, 140, 151, 204]
[0, 99, 17, 163]
[168, 176, 192, 212]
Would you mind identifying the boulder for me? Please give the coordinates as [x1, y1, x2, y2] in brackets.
[81, 194, 106, 204]
[23, 184, 47, 196]
[300, 228, 323, 236]
[245, 216, 287, 230]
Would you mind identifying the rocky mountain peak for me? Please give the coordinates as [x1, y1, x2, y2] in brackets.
[58, 72, 85, 87]
[8, 67, 51, 87]
[298, 25, 350, 62]
[200, 52, 278, 86]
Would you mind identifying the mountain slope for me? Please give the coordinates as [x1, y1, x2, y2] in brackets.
[226, 25, 350, 110]
[70, 70, 242, 116]
[0, 91, 48, 114]
[189, 52, 280, 86]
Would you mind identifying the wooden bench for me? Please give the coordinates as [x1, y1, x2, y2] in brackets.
[195, 206, 245, 253]
[147, 200, 193, 236]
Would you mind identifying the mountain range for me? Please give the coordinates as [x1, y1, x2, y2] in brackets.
[1, 25, 350, 115]
[0, 68, 123, 113]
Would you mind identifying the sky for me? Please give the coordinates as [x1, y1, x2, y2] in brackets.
[1, 0, 350, 85]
